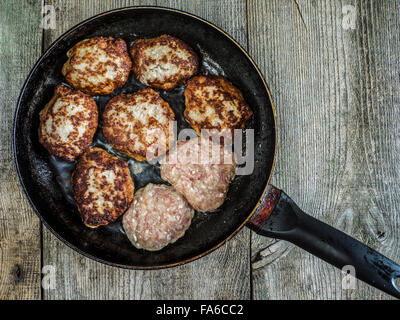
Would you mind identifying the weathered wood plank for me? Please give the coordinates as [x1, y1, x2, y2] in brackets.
[42, 0, 250, 300]
[0, 0, 42, 300]
[248, 0, 400, 299]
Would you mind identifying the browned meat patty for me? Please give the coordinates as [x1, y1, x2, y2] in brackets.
[38, 84, 98, 162]
[160, 137, 236, 212]
[184, 75, 253, 136]
[102, 88, 175, 161]
[62, 36, 132, 95]
[122, 183, 194, 251]
[130, 34, 199, 91]
[72, 147, 134, 228]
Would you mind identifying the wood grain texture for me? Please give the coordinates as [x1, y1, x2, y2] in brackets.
[248, 0, 400, 299]
[41, 0, 251, 300]
[3, 0, 398, 300]
[0, 0, 42, 300]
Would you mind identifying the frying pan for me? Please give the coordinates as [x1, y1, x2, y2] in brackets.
[13, 6, 400, 298]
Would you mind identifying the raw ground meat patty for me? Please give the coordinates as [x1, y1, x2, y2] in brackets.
[38, 84, 98, 162]
[160, 137, 236, 212]
[122, 183, 194, 251]
[72, 147, 134, 228]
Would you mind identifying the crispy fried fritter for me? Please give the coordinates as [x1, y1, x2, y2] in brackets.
[62, 36, 132, 95]
[184, 75, 253, 135]
[72, 148, 134, 228]
[130, 34, 199, 91]
[38, 84, 98, 162]
[102, 88, 175, 161]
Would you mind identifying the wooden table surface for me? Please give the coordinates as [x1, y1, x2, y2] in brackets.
[1, 0, 399, 300]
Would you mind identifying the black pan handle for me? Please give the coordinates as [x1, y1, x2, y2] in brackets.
[247, 185, 400, 299]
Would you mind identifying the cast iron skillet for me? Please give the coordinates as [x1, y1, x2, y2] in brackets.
[13, 6, 400, 298]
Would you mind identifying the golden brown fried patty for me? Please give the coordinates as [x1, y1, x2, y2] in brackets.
[102, 88, 175, 161]
[130, 34, 199, 91]
[38, 84, 98, 162]
[184, 75, 253, 135]
[72, 148, 134, 228]
[62, 36, 132, 95]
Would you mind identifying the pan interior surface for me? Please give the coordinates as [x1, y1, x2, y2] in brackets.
[13, 7, 276, 268]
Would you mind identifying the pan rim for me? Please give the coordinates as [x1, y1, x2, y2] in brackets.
[12, 5, 278, 270]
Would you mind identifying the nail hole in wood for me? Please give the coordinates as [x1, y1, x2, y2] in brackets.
[13, 264, 22, 281]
